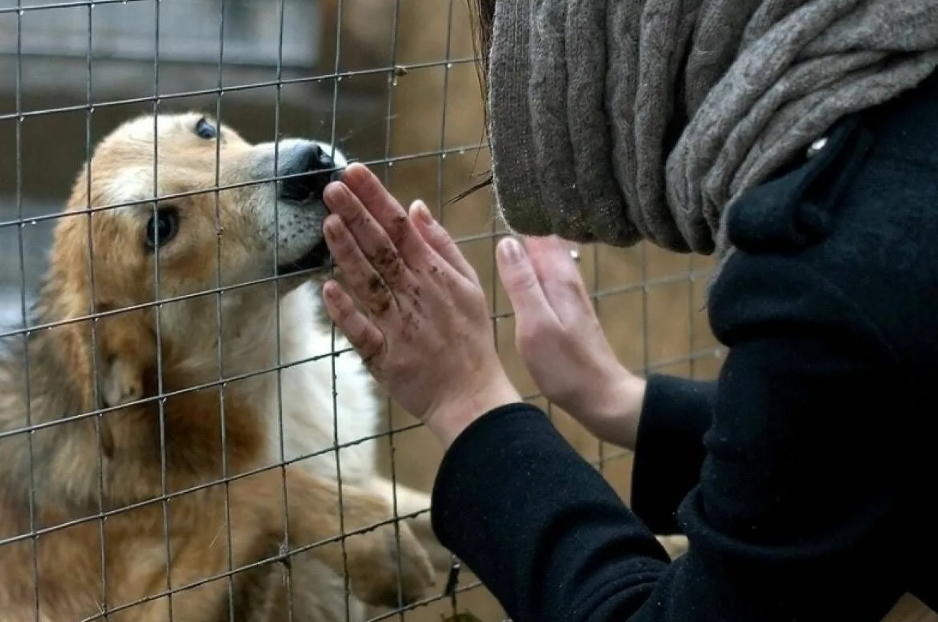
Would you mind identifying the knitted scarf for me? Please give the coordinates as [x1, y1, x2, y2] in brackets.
[485, 0, 938, 265]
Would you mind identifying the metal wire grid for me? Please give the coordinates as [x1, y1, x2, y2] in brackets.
[0, 1, 725, 621]
[0, 0, 320, 66]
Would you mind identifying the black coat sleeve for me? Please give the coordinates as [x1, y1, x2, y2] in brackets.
[430, 253, 911, 622]
[630, 375, 715, 535]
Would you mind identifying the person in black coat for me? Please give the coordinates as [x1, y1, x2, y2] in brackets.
[317, 3, 938, 621]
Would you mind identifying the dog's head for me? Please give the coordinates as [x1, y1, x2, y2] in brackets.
[58, 111, 345, 298]
[45, 112, 347, 408]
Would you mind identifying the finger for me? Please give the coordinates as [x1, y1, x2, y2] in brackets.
[322, 280, 387, 367]
[323, 214, 397, 318]
[495, 237, 558, 325]
[324, 181, 411, 289]
[522, 236, 592, 321]
[340, 164, 431, 267]
[409, 200, 480, 286]
[523, 235, 582, 282]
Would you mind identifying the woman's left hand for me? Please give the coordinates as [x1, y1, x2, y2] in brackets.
[321, 163, 522, 448]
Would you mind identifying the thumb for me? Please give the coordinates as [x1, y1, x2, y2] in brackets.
[496, 237, 557, 324]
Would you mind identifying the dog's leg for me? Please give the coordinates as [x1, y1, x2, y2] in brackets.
[230, 466, 436, 610]
[367, 476, 453, 572]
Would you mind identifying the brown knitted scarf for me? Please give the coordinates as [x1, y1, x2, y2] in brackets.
[483, 0, 938, 266]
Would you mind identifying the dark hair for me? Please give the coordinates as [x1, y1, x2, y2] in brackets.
[446, 0, 497, 206]
[467, 0, 495, 91]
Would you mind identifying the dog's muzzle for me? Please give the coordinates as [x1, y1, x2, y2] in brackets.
[278, 142, 342, 204]
[275, 140, 345, 277]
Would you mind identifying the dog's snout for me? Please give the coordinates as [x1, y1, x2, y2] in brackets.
[279, 142, 338, 204]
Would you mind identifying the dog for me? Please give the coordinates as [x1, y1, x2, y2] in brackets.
[0, 111, 448, 622]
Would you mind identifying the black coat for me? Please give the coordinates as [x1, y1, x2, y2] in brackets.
[429, 68, 938, 621]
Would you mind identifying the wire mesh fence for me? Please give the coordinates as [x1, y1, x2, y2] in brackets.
[0, 1, 724, 621]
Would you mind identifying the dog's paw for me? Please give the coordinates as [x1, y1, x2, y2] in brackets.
[345, 518, 436, 608]
[272, 468, 437, 609]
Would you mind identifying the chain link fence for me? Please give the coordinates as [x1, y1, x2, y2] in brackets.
[0, 1, 724, 620]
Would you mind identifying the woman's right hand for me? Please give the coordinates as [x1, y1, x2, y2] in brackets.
[495, 235, 647, 450]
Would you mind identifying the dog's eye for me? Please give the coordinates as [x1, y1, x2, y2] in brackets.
[195, 118, 217, 140]
[145, 208, 179, 250]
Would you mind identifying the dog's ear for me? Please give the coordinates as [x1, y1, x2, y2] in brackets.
[93, 305, 155, 409]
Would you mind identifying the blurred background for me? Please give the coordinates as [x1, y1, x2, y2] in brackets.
[0, 0, 726, 620]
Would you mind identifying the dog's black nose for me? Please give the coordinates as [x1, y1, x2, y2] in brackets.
[279, 142, 338, 203]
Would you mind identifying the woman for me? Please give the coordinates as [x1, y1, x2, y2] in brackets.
[319, 2, 938, 620]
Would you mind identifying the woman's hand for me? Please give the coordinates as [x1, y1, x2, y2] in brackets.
[495, 236, 646, 449]
[320, 164, 522, 448]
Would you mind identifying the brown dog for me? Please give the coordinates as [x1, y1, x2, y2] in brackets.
[0, 112, 437, 622]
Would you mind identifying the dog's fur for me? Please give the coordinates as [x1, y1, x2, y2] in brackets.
[0, 112, 448, 622]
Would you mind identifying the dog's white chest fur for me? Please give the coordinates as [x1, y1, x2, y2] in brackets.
[261, 282, 381, 486]
[225, 280, 441, 622]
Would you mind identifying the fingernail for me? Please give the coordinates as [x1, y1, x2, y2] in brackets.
[498, 237, 524, 264]
[323, 215, 339, 240]
[325, 281, 343, 301]
[322, 182, 346, 209]
[413, 200, 433, 225]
